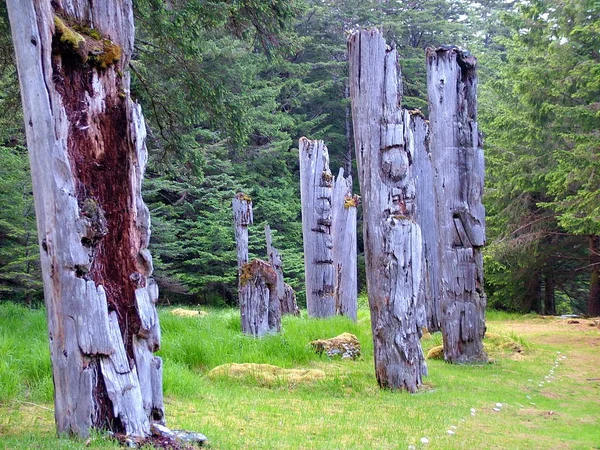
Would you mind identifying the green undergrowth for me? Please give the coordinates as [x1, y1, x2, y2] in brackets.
[1, 301, 599, 449]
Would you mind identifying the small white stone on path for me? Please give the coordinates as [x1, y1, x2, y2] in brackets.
[447, 430, 455, 435]
[470, 408, 476, 413]
[493, 407, 501, 412]
[420, 437, 429, 445]
[496, 403, 503, 407]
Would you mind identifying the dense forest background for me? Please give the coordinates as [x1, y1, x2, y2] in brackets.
[0, 0, 598, 315]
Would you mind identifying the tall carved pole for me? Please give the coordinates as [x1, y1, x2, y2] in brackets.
[348, 29, 427, 391]
[299, 138, 335, 318]
[331, 168, 358, 321]
[426, 47, 487, 363]
[411, 112, 442, 332]
[7, 0, 163, 437]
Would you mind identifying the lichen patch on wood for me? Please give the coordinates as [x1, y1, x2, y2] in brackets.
[53, 15, 122, 69]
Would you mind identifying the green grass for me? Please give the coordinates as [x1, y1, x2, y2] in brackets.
[1, 302, 599, 449]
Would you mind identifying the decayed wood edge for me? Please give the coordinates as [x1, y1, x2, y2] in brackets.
[6, 0, 164, 437]
[348, 29, 427, 391]
[426, 46, 487, 363]
[298, 137, 335, 318]
[331, 168, 358, 321]
[265, 224, 299, 316]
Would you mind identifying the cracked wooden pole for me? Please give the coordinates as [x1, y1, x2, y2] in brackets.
[232, 193, 253, 276]
[265, 224, 299, 316]
[348, 29, 427, 391]
[7, 0, 163, 437]
[232, 195, 280, 336]
[412, 112, 442, 332]
[331, 168, 358, 321]
[426, 46, 487, 363]
[299, 137, 335, 318]
[238, 259, 279, 336]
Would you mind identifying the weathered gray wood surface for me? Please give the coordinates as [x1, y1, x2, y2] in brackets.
[348, 29, 427, 391]
[7, 0, 162, 437]
[232, 193, 253, 274]
[331, 168, 358, 321]
[299, 137, 335, 318]
[265, 225, 299, 316]
[411, 112, 442, 332]
[239, 259, 280, 336]
[426, 47, 487, 363]
[232, 200, 281, 336]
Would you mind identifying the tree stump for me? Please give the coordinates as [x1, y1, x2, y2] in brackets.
[299, 137, 335, 318]
[7, 0, 163, 437]
[426, 46, 487, 363]
[348, 29, 427, 391]
[265, 225, 299, 316]
[332, 168, 358, 321]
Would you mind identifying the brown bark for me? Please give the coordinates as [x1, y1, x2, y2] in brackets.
[589, 235, 600, 317]
[7, 0, 162, 437]
[348, 29, 427, 392]
[427, 46, 487, 364]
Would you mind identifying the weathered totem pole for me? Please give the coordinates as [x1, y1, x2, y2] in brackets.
[426, 47, 487, 363]
[411, 111, 442, 333]
[6, 0, 164, 437]
[232, 194, 280, 336]
[331, 168, 359, 321]
[299, 138, 336, 318]
[348, 29, 427, 391]
[265, 224, 299, 316]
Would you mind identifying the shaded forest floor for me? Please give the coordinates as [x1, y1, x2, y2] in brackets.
[0, 305, 599, 449]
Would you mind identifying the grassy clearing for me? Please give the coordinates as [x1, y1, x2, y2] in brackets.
[0, 301, 599, 449]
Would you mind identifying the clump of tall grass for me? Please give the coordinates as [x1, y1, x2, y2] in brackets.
[0, 302, 53, 403]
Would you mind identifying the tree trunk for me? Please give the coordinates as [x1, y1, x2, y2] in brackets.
[412, 110, 441, 332]
[265, 224, 299, 316]
[7, 0, 163, 437]
[543, 272, 556, 316]
[331, 168, 358, 321]
[348, 29, 427, 392]
[426, 47, 487, 363]
[299, 137, 335, 318]
[589, 235, 600, 317]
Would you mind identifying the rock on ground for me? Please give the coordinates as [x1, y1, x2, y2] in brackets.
[310, 333, 361, 360]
